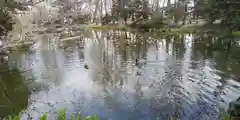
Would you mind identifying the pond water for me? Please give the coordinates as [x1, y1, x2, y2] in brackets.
[1, 30, 240, 120]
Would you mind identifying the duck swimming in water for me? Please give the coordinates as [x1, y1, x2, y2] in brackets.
[135, 58, 146, 67]
[135, 58, 146, 76]
[136, 70, 142, 76]
[84, 64, 89, 69]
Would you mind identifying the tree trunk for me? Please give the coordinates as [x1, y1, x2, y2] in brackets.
[104, 0, 107, 14]
[93, 0, 100, 23]
[160, 0, 168, 21]
[175, 0, 177, 8]
[100, 0, 103, 19]
[156, 0, 160, 12]
[142, 0, 148, 19]
[182, 3, 187, 25]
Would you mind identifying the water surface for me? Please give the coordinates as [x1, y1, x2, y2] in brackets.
[1, 30, 240, 120]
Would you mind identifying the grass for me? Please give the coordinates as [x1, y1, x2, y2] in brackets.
[171, 27, 196, 33]
[87, 24, 130, 31]
[88, 23, 240, 38]
[220, 112, 232, 120]
[232, 31, 240, 37]
[88, 25, 117, 30]
[8, 109, 98, 120]
[7, 108, 233, 120]
[87, 24, 197, 35]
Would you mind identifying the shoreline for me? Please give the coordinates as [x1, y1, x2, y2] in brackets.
[4, 23, 240, 51]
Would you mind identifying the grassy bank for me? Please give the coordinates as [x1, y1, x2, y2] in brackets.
[87, 24, 196, 36]
[232, 31, 240, 37]
[88, 24, 240, 37]
[8, 109, 233, 120]
[87, 24, 129, 31]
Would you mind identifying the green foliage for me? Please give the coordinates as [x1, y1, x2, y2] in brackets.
[168, 117, 179, 120]
[221, 114, 232, 120]
[40, 113, 48, 120]
[0, 0, 26, 12]
[8, 111, 98, 120]
[166, 3, 185, 23]
[8, 115, 20, 120]
[7, 112, 22, 120]
[130, 15, 169, 31]
[201, 0, 240, 30]
[57, 108, 67, 120]
[72, 113, 81, 120]
[8, 111, 233, 120]
[109, 0, 149, 24]
[0, 0, 26, 37]
[74, 14, 91, 24]
[232, 31, 240, 37]
[101, 14, 112, 25]
[0, 10, 13, 36]
[7, 108, 235, 120]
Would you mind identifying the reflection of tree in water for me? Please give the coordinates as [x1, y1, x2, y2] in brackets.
[83, 31, 240, 119]
[88, 30, 148, 105]
[172, 34, 185, 59]
[89, 30, 149, 88]
[184, 34, 240, 118]
[89, 31, 115, 87]
[0, 63, 29, 118]
[213, 36, 240, 76]
[113, 31, 149, 62]
[75, 35, 85, 58]
[191, 34, 240, 76]
[113, 31, 131, 62]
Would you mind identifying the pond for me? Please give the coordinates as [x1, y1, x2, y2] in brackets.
[1, 30, 240, 120]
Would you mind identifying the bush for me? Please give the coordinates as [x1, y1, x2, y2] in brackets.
[136, 15, 169, 31]
[0, 10, 13, 36]
[8, 109, 98, 120]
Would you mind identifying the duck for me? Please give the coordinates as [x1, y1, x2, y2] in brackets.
[135, 58, 146, 67]
[84, 64, 89, 69]
[135, 58, 146, 76]
[136, 70, 142, 76]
